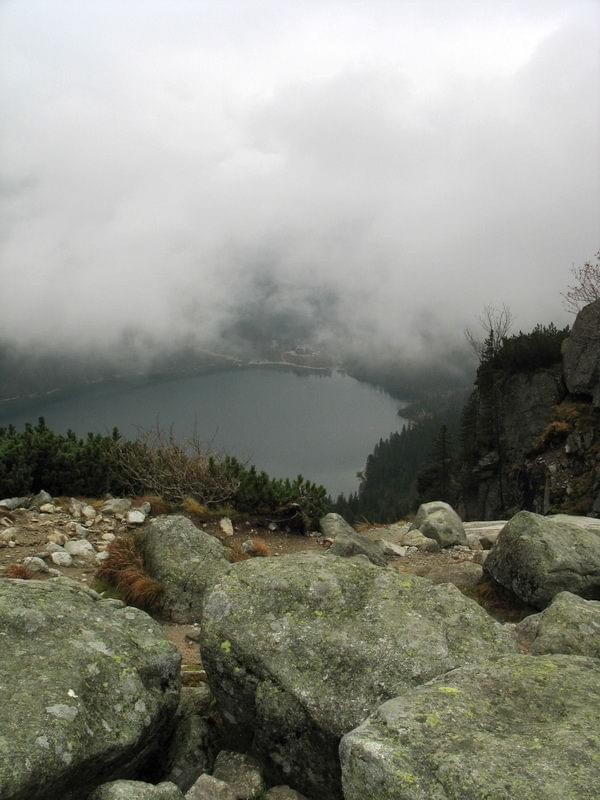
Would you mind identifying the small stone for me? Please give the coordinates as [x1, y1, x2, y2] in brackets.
[219, 518, 234, 537]
[39, 503, 57, 514]
[0, 527, 18, 544]
[126, 510, 146, 525]
[102, 533, 116, 543]
[74, 524, 89, 539]
[51, 551, 73, 567]
[48, 568, 61, 577]
[212, 750, 265, 799]
[81, 505, 97, 520]
[23, 556, 48, 573]
[48, 531, 68, 546]
[466, 533, 483, 550]
[268, 522, 278, 531]
[381, 541, 406, 557]
[185, 624, 203, 643]
[100, 498, 132, 516]
[266, 788, 308, 800]
[64, 539, 95, 558]
[0, 497, 30, 511]
[96, 551, 110, 563]
[186, 774, 237, 800]
[7, 541, 16, 548]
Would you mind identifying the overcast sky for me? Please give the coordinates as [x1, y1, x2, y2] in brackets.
[1, 0, 599, 361]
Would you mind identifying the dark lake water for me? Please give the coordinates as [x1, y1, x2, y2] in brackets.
[0, 368, 405, 497]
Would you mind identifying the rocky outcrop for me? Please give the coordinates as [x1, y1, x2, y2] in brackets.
[516, 591, 600, 658]
[563, 298, 600, 406]
[340, 654, 600, 800]
[484, 511, 600, 608]
[0, 577, 180, 800]
[138, 516, 231, 622]
[163, 685, 220, 791]
[409, 501, 467, 547]
[200, 552, 515, 799]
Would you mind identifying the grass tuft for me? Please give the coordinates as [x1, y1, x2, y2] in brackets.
[4, 564, 34, 579]
[96, 537, 163, 612]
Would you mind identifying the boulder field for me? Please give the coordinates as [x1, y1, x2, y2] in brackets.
[1, 504, 599, 799]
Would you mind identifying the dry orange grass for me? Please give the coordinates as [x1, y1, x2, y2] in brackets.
[227, 541, 251, 563]
[182, 497, 209, 515]
[4, 564, 34, 580]
[248, 536, 271, 557]
[96, 538, 163, 612]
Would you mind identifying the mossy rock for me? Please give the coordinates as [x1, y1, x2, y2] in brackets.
[201, 552, 516, 799]
[0, 577, 180, 800]
[340, 653, 600, 800]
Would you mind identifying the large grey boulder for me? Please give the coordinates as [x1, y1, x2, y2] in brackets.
[89, 781, 184, 800]
[0, 578, 180, 800]
[409, 501, 467, 547]
[340, 653, 600, 800]
[138, 516, 231, 622]
[562, 298, 600, 406]
[484, 511, 600, 608]
[200, 552, 515, 800]
[516, 591, 600, 658]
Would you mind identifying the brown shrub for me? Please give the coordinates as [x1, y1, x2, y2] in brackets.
[96, 538, 163, 612]
[248, 536, 271, 557]
[4, 564, 34, 580]
[532, 420, 571, 453]
[227, 541, 251, 563]
[182, 497, 209, 515]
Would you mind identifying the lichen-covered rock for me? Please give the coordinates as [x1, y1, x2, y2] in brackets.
[409, 501, 467, 547]
[186, 774, 237, 800]
[265, 788, 308, 800]
[484, 511, 600, 608]
[0, 577, 181, 800]
[318, 513, 355, 539]
[320, 512, 387, 566]
[517, 591, 600, 657]
[137, 516, 231, 622]
[163, 685, 221, 791]
[89, 780, 184, 800]
[402, 529, 440, 552]
[212, 751, 265, 799]
[200, 553, 515, 800]
[326, 532, 387, 566]
[425, 561, 483, 591]
[100, 498, 133, 516]
[340, 654, 600, 800]
[562, 298, 600, 406]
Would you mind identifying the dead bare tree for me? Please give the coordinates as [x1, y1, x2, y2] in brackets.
[116, 423, 241, 505]
[465, 303, 514, 363]
[562, 250, 600, 314]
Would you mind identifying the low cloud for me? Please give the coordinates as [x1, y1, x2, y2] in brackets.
[1, 0, 598, 365]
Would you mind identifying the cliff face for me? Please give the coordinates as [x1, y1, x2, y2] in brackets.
[461, 300, 600, 520]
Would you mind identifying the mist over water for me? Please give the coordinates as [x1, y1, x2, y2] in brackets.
[0, 368, 406, 497]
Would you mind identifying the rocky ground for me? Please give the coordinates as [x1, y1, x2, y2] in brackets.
[2, 495, 599, 799]
[0, 494, 515, 671]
